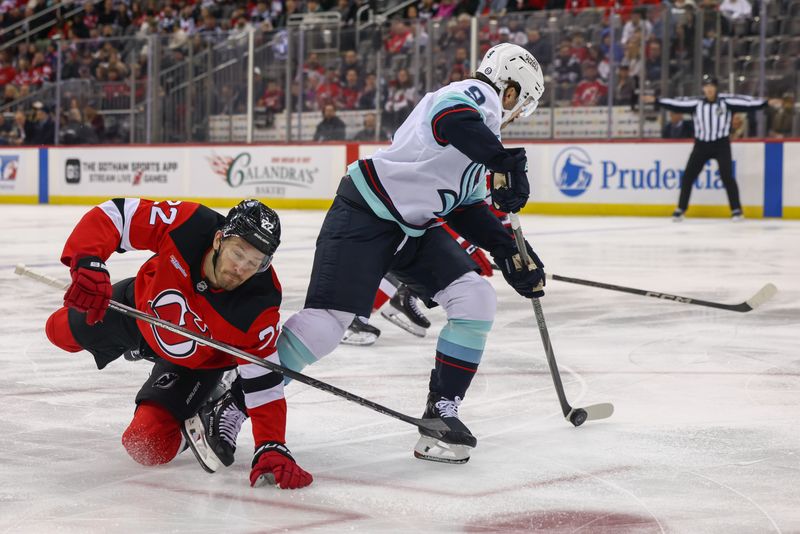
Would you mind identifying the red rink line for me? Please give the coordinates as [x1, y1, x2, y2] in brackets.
[129, 480, 367, 531]
[318, 466, 632, 499]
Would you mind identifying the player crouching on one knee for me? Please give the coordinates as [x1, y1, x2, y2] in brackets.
[276, 43, 546, 464]
[44, 198, 312, 489]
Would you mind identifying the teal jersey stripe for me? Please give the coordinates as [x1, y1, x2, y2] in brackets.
[276, 328, 318, 383]
[439, 318, 493, 350]
[428, 92, 486, 123]
[348, 161, 427, 237]
[437, 338, 484, 364]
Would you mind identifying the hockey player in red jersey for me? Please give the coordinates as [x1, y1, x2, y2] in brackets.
[44, 198, 312, 490]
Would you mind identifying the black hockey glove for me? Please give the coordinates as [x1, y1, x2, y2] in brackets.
[491, 147, 530, 214]
[492, 240, 545, 299]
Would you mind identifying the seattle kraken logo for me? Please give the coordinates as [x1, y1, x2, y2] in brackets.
[553, 147, 592, 197]
[435, 162, 485, 217]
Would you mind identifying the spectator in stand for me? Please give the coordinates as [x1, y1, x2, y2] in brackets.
[339, 50, 364, 82]
[0, 54, 16, 87]
[552, 42, 581, 100]
[27, 102, 55, 145]
[352, 112, 386, 141]
[7, 111, 28, 146]
[435, 0, 458, 18]
[730, 113, 747, 140]
[60, 108, 100, 145]
[314, 103, 346, 141]
[358, 73, 379, 110]
[621, 9, 652, 45]
[341, 68, 361, 110]
[303, 75, 321, 111]
[417, 0, 439, 20]
[572, 61, 608, 107]
[768, 92, 796, 138]
[621, 37, 643, 78]
[386, 20, 413, 57]
[316, 68, 343, 109]
[525, 29, 552, 68]
[302, 52, 325, 86]
[662, 111, 694, 138]
[718, 0, 751, 35]
[451, 47, 470, 75]
[447, 66, 465, 84]
[2, 84, 19, 107]
[12, 58, 34, 88]
[383, 68, 417, 133]
[644, 40, 663, 82]
[614, 64, 636, 105]
[259, 80, 285, 113]
[84, 106, 105, 141]
[569, 32, 589, 62]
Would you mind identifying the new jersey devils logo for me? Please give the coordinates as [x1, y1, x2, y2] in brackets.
[148, 289, 209, 358]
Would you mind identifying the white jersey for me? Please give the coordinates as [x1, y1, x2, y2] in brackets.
[347, 79, 502, 236]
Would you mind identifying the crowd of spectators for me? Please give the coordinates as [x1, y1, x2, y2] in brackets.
[1, 0, 797, 143]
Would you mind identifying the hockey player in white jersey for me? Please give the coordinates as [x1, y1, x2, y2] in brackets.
[278, 43, 546, 463]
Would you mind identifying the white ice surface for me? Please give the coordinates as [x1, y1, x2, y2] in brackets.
[0, 205, 798, 533]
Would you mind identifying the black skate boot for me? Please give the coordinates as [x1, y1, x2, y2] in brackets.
[341, 317, 381, 346]
[182, 389, 248, 473]
[381, 284, 430, 337]
[414, 391, 476, 464]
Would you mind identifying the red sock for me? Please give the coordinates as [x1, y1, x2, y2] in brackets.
[45, 308, 82, 352]
[121, 401, 183, 466]
[372, 289, 391, 313]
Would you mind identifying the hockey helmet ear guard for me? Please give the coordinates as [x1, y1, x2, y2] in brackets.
[478, 43, 545, 120]
[221, 199, 281, 272]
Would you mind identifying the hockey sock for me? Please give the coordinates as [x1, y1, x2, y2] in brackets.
[122, 401, 183, 466]
[433, 318, 492, 399]
[434, 353, 478, 399]
[372, 278, 397, 312]
[45, 307, 82, 352]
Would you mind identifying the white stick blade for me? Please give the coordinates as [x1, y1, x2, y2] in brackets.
[584, 403, 615, 421]
[746, 283, 777, 310]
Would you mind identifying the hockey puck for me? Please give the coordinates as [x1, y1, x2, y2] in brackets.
[569, 408, 588, 427]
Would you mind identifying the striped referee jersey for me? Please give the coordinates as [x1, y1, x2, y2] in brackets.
[658, 94, 766, 142]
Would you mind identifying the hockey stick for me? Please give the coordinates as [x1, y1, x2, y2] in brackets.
[506, 217, 614, 427]
[546, 274, 777, 313]
[488, 265, 777, 313]
[13, 264, 450, 434]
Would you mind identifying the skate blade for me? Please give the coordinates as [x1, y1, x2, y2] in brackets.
[381, 309, 427, 337]
[181, 416, 221, 474]
[253, 473, 277, 488]
[341, 331, 378, 346]
[413, 435, 470, 464]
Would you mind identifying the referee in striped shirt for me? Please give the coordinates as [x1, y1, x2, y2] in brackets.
[657, 75, 766, 221]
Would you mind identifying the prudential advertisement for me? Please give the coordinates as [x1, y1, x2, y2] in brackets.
[524, 143, 764, 207]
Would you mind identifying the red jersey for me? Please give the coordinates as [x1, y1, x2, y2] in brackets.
[61, 198, 287, 444]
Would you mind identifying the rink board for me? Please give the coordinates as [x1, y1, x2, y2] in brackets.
[1, 141, 796, 218]
[0, 147, 40, 203]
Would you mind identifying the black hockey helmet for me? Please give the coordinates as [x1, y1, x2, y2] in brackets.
[220, 199, 281, 272]
[702, 74, 718, 87]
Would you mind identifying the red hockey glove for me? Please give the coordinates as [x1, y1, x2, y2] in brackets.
[250, 442, 313, 489]
[456, 237, 493, 277]
[64, 256, 112, 325]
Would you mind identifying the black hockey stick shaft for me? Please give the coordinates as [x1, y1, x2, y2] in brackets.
[14, 264, 448, 434]
[506, 218, 574, 419]
[548, 273, 773, 313]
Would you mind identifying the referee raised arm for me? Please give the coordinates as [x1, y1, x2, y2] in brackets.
[657, 75, 767, 222]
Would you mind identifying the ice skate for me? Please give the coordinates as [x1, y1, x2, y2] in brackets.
[731, 209, 744, 222]
[381, 285, 430, 337]
[341, 317, 380, 346]
[414, 392, 476, 464]
[671, 208, 685, 222]
[182, 390, 247, 473]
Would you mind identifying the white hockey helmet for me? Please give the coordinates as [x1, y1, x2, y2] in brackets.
[478, 43, 545, 120]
